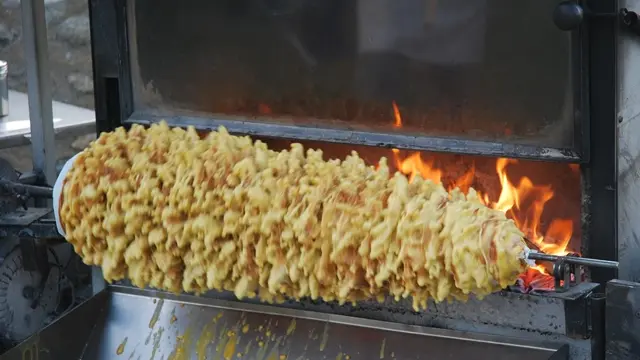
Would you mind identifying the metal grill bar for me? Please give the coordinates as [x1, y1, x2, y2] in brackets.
[126, 114, 582, 162]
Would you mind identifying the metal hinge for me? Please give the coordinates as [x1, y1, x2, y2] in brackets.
[554, 1, 640, 36]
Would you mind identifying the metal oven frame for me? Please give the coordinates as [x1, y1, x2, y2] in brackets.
[78, 2, 625, 358]
[2, 0, 639, 359]
[87, 0, 619, 284]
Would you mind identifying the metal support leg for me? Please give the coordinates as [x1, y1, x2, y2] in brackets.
[91, 267, 106, 295]
[21, 0, 56, 186]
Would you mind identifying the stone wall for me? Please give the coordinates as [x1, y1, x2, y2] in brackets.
[0, 0, 94, 109]
[0, 0, 94, 171]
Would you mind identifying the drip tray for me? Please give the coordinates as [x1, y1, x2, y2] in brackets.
[3, 286, 569, 360]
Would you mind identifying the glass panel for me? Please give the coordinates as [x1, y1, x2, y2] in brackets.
[129, 0, 575, 148]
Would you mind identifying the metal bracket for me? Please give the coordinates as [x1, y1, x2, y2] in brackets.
[553, 253, 583, 292]
[620, 8, 640, 37]
[554, 258, 572, 292]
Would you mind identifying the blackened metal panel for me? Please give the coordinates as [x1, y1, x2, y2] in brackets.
[88, 0, 133, 134]
[605, 279, 640, 360]
[583, 0, 619, 284]
[1, 290, 110, 360]
[617, 1, 640, 283]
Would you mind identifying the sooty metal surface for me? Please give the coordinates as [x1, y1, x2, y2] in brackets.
[605, 280, 640, 360]
[3, 286, 570, 360]
[127, 0, 576, 152]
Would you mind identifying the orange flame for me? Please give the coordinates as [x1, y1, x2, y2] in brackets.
[391, 149, 442, 183]
[392, 101, 402, 128]
[389, 103, 575, 289]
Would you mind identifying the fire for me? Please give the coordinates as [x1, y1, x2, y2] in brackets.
[390, 103, 575, 290]
[391, 149, 441, 183]
[392, 101, 402, 128]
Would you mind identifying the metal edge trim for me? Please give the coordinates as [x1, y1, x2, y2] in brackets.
[106, 285, 568, 354]
[124, 113, 581, 162]
[583, 0, 619, 284]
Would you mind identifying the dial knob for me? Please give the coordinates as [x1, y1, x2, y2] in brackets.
[553, 1, 585, 31]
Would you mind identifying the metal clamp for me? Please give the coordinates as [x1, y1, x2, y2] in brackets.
[526, 251, 619, 292]
[552, 253, 582, 292]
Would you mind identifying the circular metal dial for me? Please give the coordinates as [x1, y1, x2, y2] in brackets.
[0, 249, 59, 343]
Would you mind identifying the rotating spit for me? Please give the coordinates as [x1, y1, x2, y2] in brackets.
[523, 243, 619, 293]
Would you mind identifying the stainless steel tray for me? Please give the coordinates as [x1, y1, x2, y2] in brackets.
[2, 286, 569, 359]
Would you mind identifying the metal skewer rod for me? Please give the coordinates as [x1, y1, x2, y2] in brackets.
[527, 251, 619, 269]
[0, 178, 53, 198]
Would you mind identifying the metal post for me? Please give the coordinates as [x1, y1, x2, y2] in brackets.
[20, 0, 56, 186]
[91, 267, 106, 295]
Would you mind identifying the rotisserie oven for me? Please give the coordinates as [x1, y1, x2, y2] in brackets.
[3, 1, 640, 359]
